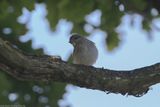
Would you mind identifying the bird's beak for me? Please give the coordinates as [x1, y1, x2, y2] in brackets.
[69, 39, 72, 44]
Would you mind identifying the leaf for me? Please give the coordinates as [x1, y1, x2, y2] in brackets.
[58, 0, 94, 23]
[46, 0, 60, 30]
[21, 0, 35, 11]
[121, 0, 147, 12]
[71, 22, 88, 35]
[106, 30, 120, 51]
[142, 19, 151, 31]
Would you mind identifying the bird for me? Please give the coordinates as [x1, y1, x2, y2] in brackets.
[69, 33, 98, 66]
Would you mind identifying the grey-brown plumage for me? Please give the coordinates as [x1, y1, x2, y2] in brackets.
[69, 34, 98, 66]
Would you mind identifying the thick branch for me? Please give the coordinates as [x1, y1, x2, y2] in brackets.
[0, 38, 160, 97]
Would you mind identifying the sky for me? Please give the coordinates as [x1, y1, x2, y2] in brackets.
[19, 4, 160, 107]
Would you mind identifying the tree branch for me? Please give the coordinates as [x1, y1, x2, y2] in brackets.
[0, 38, 160, 97]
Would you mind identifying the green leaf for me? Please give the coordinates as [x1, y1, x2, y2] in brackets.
[106, 30, 120, 51]
[46, 0, 60, 30]
[58, 0, 94, 23]
[21, 0, 35, 11]
[121, 0, 147, 11]
[71, 22, 87, 35]
[142, 19, 151, 31]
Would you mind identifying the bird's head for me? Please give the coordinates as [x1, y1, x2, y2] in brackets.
[69, 33, 83, 46]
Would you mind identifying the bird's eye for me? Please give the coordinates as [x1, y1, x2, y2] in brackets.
[73, 36, 79, 40]
[70, 35, 80, 41]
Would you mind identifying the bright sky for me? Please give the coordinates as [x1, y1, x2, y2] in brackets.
[19, 4, 160, 107]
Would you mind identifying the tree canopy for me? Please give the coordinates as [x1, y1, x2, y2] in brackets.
[0, 0, 160, 106]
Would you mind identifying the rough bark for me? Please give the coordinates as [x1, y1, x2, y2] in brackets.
[0, 38, 160, 97]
